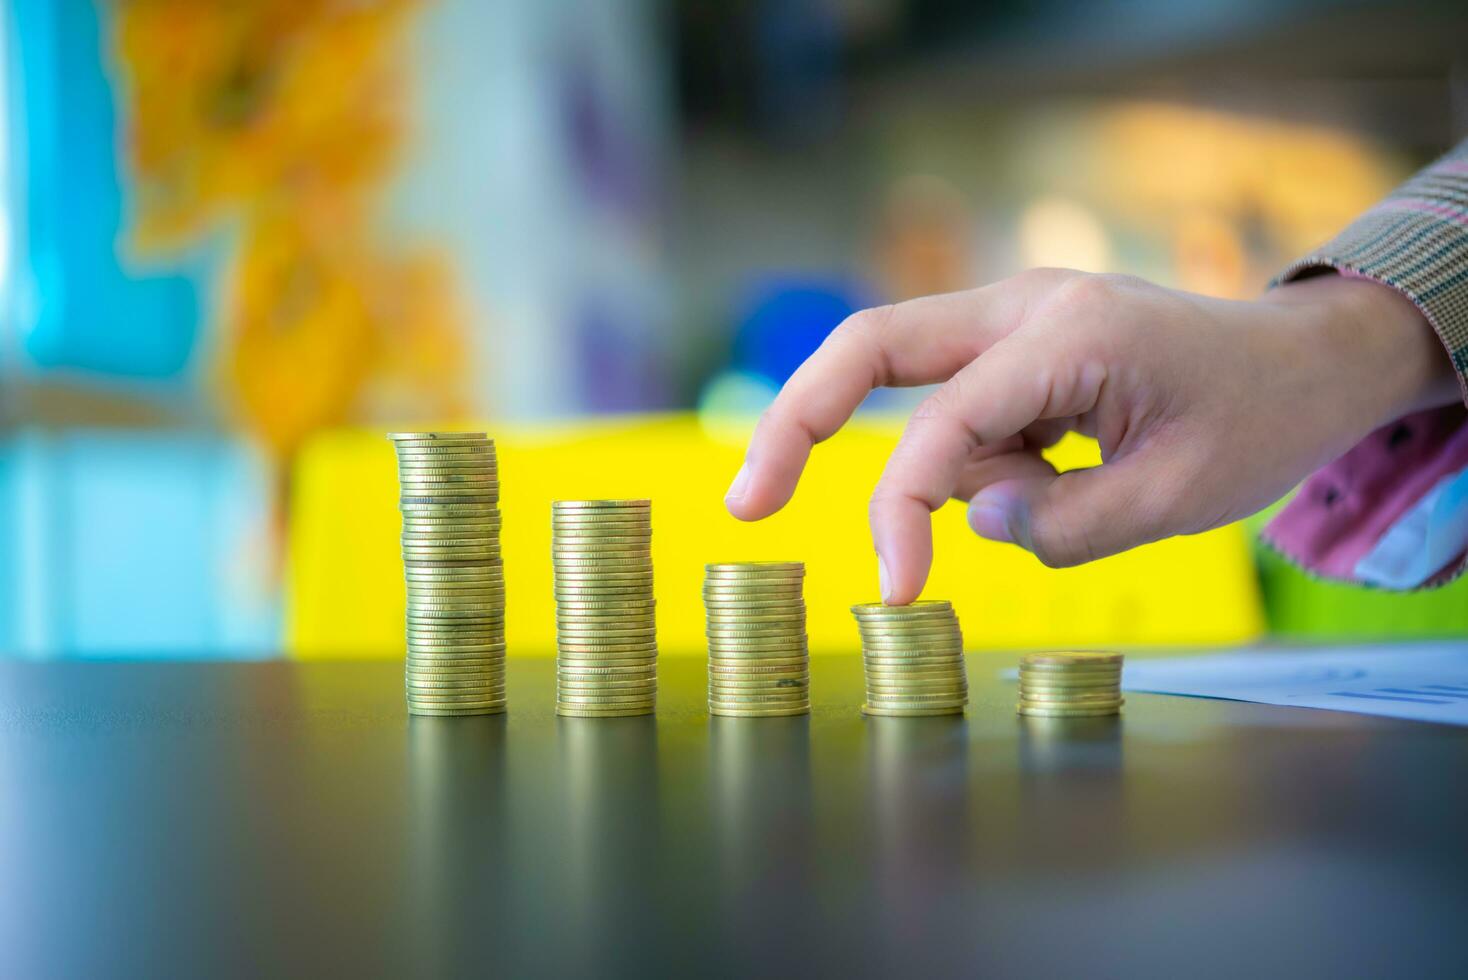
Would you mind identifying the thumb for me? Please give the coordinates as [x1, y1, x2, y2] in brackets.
[967, 459, 1176, 567]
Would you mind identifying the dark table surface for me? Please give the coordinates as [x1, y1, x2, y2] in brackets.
[3, 653, 1467, 979]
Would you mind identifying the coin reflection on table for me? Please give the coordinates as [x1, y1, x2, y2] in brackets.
[554, 715, 659, 973]
[406, 715, 508, 973]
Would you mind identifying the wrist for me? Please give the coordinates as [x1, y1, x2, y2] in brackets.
[1273, 273, 1460, 426]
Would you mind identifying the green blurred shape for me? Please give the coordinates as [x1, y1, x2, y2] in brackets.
[1248, 508, 1468, 639]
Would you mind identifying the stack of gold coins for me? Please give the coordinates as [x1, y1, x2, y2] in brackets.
[1017, 652, 1124, 717]
[389, 431, 506, 716]
[853, 600, 968, 716]
[704, 562, 810, 717]
[552, 500, 657, 717]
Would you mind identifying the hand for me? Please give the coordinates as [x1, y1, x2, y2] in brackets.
[723, 268, 1459, 604]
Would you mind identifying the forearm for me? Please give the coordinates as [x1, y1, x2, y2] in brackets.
[1269, 274, 1460, 428]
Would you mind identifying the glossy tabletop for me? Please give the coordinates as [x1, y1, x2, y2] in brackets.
[3, 654, 1466, 978]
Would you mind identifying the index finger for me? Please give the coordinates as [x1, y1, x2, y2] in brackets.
[725, 280, 1051, 521]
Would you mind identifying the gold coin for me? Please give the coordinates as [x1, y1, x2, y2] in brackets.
[709, 661, 809, 674]
[400, 506, 501, 519]
[402, 540, 501, 551]
[710, 705, 809, 717]
[1017, 682, 1120, 695]
[859, 636, 963, 649]
[558, 663, 657, 674]
[1022, 652, 1123, 667]
[556, 638, 658, 650]
[709, 679, 810, 692]
[407, 690, 507, 703]
[1019, 658, 1121, 670]
[398, 471, 498, 484]
[708, 667, 810, 680]
[552, 556, 654, 567]
[405, 605, 506, 617]
[557, 676, 657, 690]
[392, 441, 495, 453]
[865, 676, 966, 691]
[857, 619, 959, 633]
[557, 657, 655, 668]
[707, 690, 810, 703]
[702, 579, 804, 590]
[405, 679, 505, 689]
[862, 704, 964, 717]
[707, 636, 809, 649]
[405, 626, 507, 637]
[705, 617, 806, 630]
[550, 519, 652, 531]
[387, 430, 488, 439]
[406, 591, 506, 602]
[553, 591, 653, 602]
[556, 604, 656, 616]
[710, 682, 809, 696]
[852, 599, 953, 615]
[706, 623, 806, 635]
[408, 665, 505, 677]
[1017, 703, 1122, 718]
[558, 689, 656, 701]
[556, 651, 659, 663]
[552, 539, 652, 549]
[1015, 689, 1115, 704]
[705, 561, 803, 574]
[406, 639, 507, 651]
[404, 562, 504, 573]
[552, 499, 650, 510]
[865, 693, 968, 706]
[407, 604, 503, 616]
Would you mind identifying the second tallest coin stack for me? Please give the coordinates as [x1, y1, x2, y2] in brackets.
[552, 500, 658, 717]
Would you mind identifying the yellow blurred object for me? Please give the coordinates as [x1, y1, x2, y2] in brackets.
[285, 415, 1265, 658]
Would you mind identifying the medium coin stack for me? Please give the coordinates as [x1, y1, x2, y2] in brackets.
[389, 431, 505, 716]
[1017, 652, 1124, 717]
[552, 500, 658, 717]
[853, 600, 968, 716]
[704, 562, 810, 717]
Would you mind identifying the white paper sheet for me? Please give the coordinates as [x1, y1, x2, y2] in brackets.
[1117, 641, 1468, 725]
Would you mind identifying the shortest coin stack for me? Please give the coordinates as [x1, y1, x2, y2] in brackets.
[705, 562, 810, 718]
[1016, 652, 1124, 718]
[853, 600, 968, 716]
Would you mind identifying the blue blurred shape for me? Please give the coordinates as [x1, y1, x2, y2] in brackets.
[0, 432, 278, 658]
[732, 276, 864, 385]
[9, 0, 200, 378]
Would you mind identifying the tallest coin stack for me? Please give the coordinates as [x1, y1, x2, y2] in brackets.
[389, 432, 506, 716]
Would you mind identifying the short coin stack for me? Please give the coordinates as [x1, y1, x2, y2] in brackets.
[552, 500, 658, 717]
[1016, 652, 1124, 717]
[853, 600, 968, 716]
[389, 431, 506, 716]
[704, 562, 810, 717]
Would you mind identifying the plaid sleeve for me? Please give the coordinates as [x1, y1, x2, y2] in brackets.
[1265, 139, 1468, 590]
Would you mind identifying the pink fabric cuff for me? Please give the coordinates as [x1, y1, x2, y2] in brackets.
[1262, 405, 1468, 585]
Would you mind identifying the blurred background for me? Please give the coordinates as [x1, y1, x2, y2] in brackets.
[2, 0, 1466, 659]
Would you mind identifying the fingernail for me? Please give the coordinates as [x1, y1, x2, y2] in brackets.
[724, 462, 751, 503]
[969, 489, 1016, 544]
[877, 553, 892, 603]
